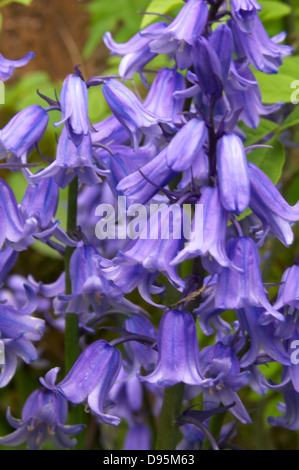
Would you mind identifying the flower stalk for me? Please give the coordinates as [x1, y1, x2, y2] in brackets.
[155, 382, 185, 450]
[64, 175, 80, 374]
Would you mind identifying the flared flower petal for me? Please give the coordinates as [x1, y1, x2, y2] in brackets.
[230, 16, 293, 74]
[215, 236, 284, 321]
[0, 51, 35, 81]
[57, 341, 121, 419]
[0, 388, 83, 449]
[274, 265, 299, 310]
[29, 129, 101, 189]
[141, 0, 208, 46]
[140, 309, 209, 387]
[248, 162, 299, 246]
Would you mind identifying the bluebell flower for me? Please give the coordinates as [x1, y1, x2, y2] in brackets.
[230, 0, 261, 33]
[274, 264, 299, 311]
[77, 181, 132, 255]
[117, 118, 207, 205]
[19, 177, 59, 229]
[214, 237, 285, 322]
[216, 133, 250, 214]
[236, 306, 290, 367]
[141, 0, 209, 69]
[42, 341, 122, 425]
[54, 72, 89, 145]
[225, 62, 282, 128]
[123, 314, 158, 372]
[0, 177, 77, 252]
[268, 389, 299, 431]
[0, 105, 49, 162]
[166, 118, 207, 172]
[0, 177, 38, 251]
[209, 24, 234, 89]
[0, 284, 44, 387]
[171, 185, 231, 268]
[123, 424, 152, 450]
[118, 204, 186, 290]
[195, 341, 252, 424]
[102, 79, 170, 150]
[108, 365, 145, 424]
[57, 243, 140, 331]
[194, 275, 232, 336]
[97, 140, 158, 194]
[91, 114, 130, 147]
[0, 51, 35, 81]
[116, 147, 177, 205]
[192, 36, 225, 100]
[0, 245, 19, 285]
[248, 162, 299, 246]
[29, 127, 101, 189]
[178, 149, 209, 190]
[0, 387, 84, 449]
[230, 16, 293, 74]
[103, 22, 168, 82]
[143, 67, 186, 128]
[102, 259, 164, 308]
[140, 309, 211, 387]
[176, 423, 205, 450]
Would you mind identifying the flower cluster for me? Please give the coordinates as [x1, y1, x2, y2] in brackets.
[0, 0, 298, 450]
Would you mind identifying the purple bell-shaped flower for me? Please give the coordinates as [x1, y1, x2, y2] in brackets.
[140, 309, 210, 387]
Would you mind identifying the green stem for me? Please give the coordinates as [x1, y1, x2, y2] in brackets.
[155, 382, 185, 450]
[63, 177, 88, 448]
[64, 176, 80, 373]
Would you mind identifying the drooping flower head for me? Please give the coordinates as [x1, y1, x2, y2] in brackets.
[0, 105, 49, 163]
[0, 387, 84, 449]
[140, 309, 211, 387]
[42, 341, 122, 425]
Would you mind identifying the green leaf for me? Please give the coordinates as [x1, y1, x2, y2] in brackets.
[241, 119, 279, 146]
[13, 0, 33, 4]
[0, 0, 33, 6]
[259, 0, 291, 22]
[253, 57, 299, 104]
[246, 137, 285, 184]
[241, 107, 299, 149]
[140, 0, 184, 29]
[254, 72, 295, 104]
[278, 104, 299, 131]
[83, 0, 149, 59]
[29, 239, 63, 260]
[6, 171, 27, 203]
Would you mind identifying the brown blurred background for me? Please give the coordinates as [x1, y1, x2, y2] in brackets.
[0, 0, 109, 81]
